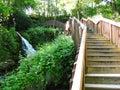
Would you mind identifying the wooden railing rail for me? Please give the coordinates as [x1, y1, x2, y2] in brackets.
[65, 17, 87, 90]
[82, 17, 120, 47]
[71, 25, 87, 90]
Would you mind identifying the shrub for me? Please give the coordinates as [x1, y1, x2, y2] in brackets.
[22, 27, 61, 48]
[1, 35, 75, 90]
[30, 15, 70, 26]
[0, 26, 20, 62]
[14, 11, 33, 31]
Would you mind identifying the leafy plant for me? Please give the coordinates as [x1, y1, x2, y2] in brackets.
[1, 35, 75, 90]
[22, 27, 61, 48]
[14, 11, 33, 31]
[0, 26, 20, 62]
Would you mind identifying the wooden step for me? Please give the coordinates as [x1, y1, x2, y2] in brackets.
[87, 53, 120, 57]
[87, 61, 120, 65]
[85, 74, 120, 77]
[85, 33, 120, 90]
[87, 38, 106, 40]
[87, 36, 99, 37]
[87, 46, 115, 48]
[87, 41, 110, 43]
[87, 65, 120, 73]
[87, 43, 114, 45]
[86, 77, 120, 84]
[87, 52, 120, 55]
[87, 43, 113, 47]
[87, 56, 120, 59]
[85, 84, 120, 90]
[87, 40, 109, 43]
[87, 34, 102, 36]
[87, 58, 120, 62]
[87, 49, 120, 53]
[87, 37, 107, 39]
[87, 68, 120, 74]
[87, 65, 120, 68]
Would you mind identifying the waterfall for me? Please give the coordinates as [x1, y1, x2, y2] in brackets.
[0, 76, 5, 83]
[16, 32, 36, 57]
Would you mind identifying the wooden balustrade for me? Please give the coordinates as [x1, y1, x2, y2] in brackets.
[71, 17, 120, 90]
[82, 18, 120, 47]
[71, 26, 87, 90]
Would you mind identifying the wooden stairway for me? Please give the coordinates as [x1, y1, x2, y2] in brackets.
[85, 33, 120, 90]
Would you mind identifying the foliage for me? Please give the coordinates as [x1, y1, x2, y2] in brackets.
[34, 0, 76, 16]
[13, 10, 33, 31]
[114, 0, 120, 14]
[12, 0, 36, 11]
[30, 15, 70, 27]
[0, 0, 12, 24]
[71, 0, 97, 19]
[84, 6, 97, 18]
[94, 0, 102, 4]
[0, 26, 20, 62]
[22, 27, 62, 48]
[97, 4, 113, 19]
[72, 0, 120, 21]
[0, 0, 36, 29]
[1, 35, 75, 90]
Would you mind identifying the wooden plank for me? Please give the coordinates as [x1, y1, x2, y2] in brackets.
[87, 46, 115, 48]
[87, 50, 120, 52]
[87, 59, 120, 61]
[87, 53, 120, 56]
[85, 74, 120, 77]
[85, 84, 120, 89]
[87, 65, 120, 68]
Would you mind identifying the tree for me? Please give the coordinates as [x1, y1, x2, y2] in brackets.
[71, 0, 97, 18]
[114, 0, 120, 14]
[0, 0, 12, 23]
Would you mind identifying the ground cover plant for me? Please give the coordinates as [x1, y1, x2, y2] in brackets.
[0, 26, 20, 64]
[1, 35, 75, 90]
[0, 26, 61, 73]
[22, 27, 61, 48]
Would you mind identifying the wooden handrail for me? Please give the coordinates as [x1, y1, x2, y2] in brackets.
[71, 26, 87, 90]
[82, 17, 120, 47]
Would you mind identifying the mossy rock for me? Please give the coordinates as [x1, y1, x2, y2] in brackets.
[0, 60, 15, 71]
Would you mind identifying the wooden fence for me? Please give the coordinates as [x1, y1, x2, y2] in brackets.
[81, 18, 120, 47]
[68, 17, 87, 90]
[71, 26, 87, 90]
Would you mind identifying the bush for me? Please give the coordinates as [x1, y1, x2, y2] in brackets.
[0, 26, 20, 62]
[1, 35, 75, 90]
[14, 11, 33, 31]
[22, 27, 61, 48]
[30, 15, 70, 26]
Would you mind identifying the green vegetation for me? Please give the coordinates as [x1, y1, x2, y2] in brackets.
[0, 26, 20, 63]
[73, 0, 120, 21]
[13, 11, 33, 31]
[0, 26, 61, 72]
[1, 0, 120, 89]
[22, 27, 61, 48]
[1, 35, 75, 90]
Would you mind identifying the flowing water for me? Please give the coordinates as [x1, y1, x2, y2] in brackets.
[16, 32, 36, 57]
[0, 32, 37, 86]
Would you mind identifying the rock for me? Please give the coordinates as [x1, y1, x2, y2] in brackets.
[0, 60, 15, 71]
